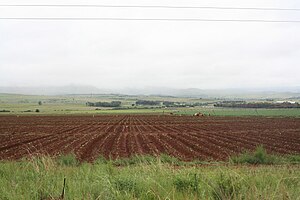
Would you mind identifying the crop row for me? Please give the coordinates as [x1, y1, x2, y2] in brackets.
[0, 115, 299, 161]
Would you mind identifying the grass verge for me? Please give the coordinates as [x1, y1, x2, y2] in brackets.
[0, 151, 300, 199]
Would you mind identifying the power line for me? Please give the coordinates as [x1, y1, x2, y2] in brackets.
[0, 17, 299, 23]
[0, 4, 300, 11]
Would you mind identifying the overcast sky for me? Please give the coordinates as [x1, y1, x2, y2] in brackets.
[0, 0, 300, 90]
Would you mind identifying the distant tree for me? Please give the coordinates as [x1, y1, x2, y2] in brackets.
[38, 101, 42, 105]
[86, 102, 95, 107]
[35, 109, 40, 112]
[214, 101, 300, 109]
[136, 100, 161, 106]
[86, 101, 121, 107]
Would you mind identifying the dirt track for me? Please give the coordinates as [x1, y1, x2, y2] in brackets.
[0, 115, 299, 161]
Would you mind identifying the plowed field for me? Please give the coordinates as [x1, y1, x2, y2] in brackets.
[0, 115, 299, 161]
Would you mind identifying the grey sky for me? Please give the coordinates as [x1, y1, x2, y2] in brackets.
[0, 0, 300, 90]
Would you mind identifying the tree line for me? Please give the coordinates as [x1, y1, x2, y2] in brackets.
[86, 101, 121, 107]
[214, 102, 300, 109]
[136, 100, 208, 107]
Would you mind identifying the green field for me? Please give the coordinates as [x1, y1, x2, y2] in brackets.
[0, 93, 300, 116]
[176, 107, 300, 117]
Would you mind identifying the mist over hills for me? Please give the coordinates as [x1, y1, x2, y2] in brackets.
[0, 85, 299, 99]
[0, 85, 107, 96]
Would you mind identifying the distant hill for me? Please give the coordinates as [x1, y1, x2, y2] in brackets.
[117, 87, 300, 99]
[0, 85, 109, 95]
[0, 85, 299, 99]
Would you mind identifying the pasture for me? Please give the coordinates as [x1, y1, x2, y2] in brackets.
[0, 93, 300, 116]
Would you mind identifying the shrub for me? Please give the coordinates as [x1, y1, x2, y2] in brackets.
[35, 109, 40, 113]
[231, 145, 276, 164]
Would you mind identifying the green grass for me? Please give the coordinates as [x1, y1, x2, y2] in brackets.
[1, 93, 299, 116]
[176, 107, 300, 117]
[0, 154, 300, 199]
[1, 102, 299, 117]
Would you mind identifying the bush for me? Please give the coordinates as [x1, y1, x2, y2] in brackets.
[231, 145, 276, 164]
[57, 153, 79, 166]
[35, 109, 40, 113]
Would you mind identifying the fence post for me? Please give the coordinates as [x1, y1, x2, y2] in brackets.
[61, 177, 66, 199]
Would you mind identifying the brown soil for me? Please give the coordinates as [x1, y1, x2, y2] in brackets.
[0, 115, 299, 162]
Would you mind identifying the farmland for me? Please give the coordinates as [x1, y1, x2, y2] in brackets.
[1, 115, 299, 162]
[1, 93, 300, 116]
[1, 94, 300, 199]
